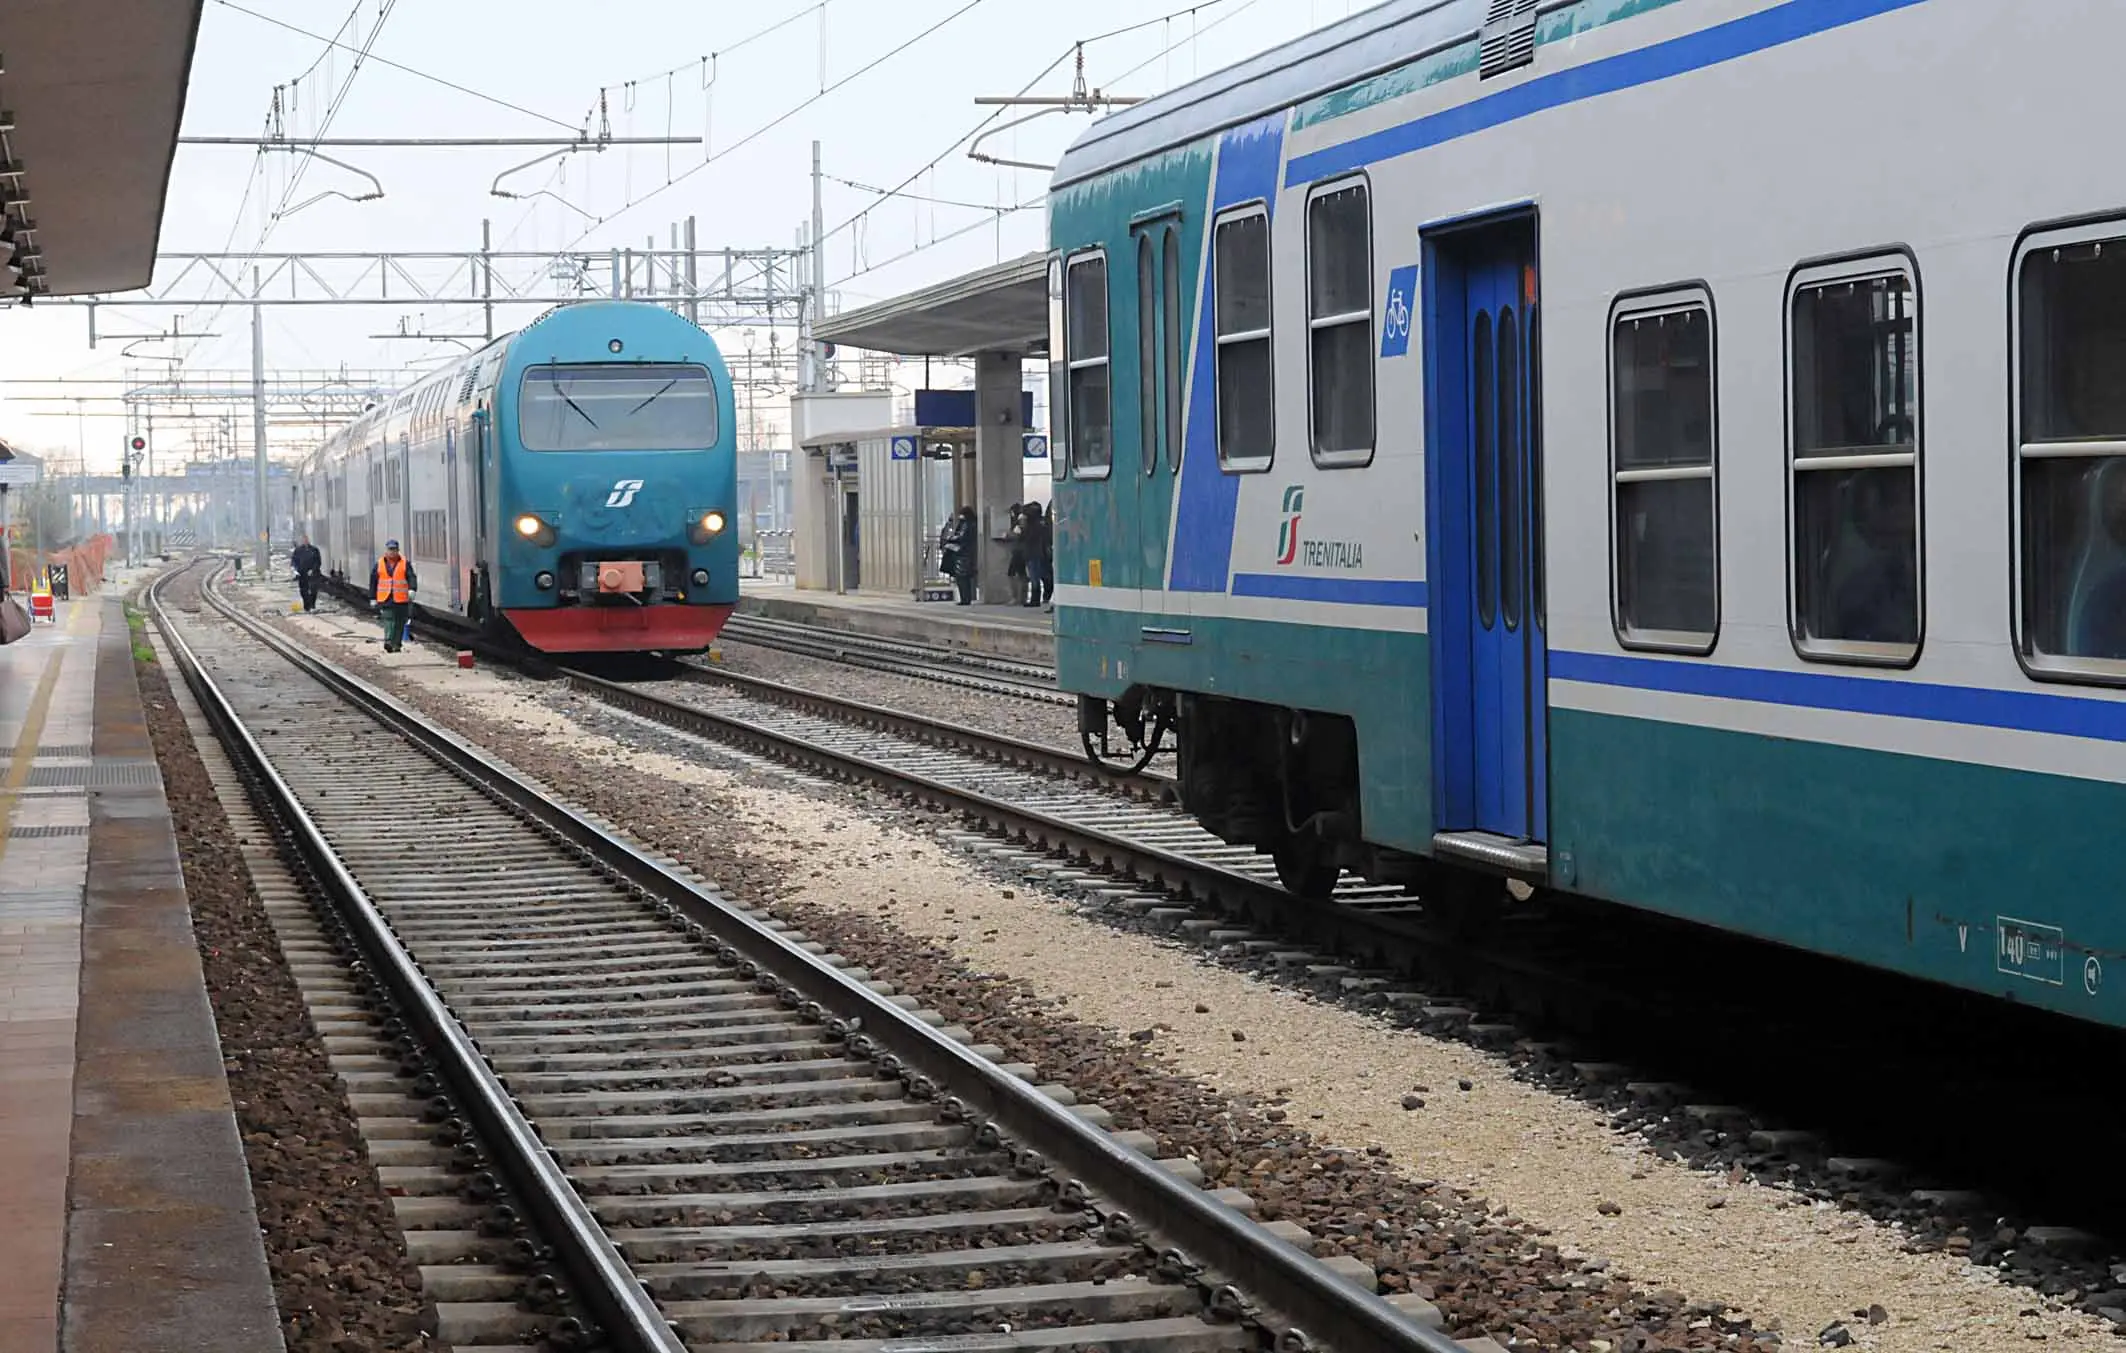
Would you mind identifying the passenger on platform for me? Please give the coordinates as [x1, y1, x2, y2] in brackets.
[372, 539, 417, 653]
[1005, 503, 1029, 605]
[1021, 502, 1053, 611]
[939, 506, 977, 606]
[290, 535, 323, 613]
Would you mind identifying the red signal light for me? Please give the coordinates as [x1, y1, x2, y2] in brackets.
[128, 435, 146, 451]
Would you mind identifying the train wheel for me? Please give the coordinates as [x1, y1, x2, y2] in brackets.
[1271, 837, 1340, 902]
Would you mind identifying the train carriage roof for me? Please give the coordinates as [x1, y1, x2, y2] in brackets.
[1052, 0, 1485, 189]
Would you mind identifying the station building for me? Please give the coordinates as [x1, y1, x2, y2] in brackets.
[791, 253, 1052, 605]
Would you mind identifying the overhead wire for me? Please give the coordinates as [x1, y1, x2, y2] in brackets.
[822, 0, 1260, 287]
[812, 0, 1249, 259]
[836, 192, 1045, 287]
[558, 0, 995, 251]
[180, 0, 404, 369]
[211, 0, 584, 133]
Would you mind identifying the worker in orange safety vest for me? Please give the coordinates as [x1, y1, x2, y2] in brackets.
[371, 539, 418, 653]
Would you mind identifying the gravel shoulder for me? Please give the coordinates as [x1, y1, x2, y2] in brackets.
[241, 583, 2116, 1352]
[136, 598, 438, 1353]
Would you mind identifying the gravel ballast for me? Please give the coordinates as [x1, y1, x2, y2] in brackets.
[227, 583, 2124, 1352]
[138, 585, 439, 1353]
[706, 636, 1081, 749]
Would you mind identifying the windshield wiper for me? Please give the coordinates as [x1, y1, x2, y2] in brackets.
[552, 378, 598, 428]
[625, 378, 679, 418]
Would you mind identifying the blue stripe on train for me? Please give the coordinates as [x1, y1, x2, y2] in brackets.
[1552, 649, 2126, 744]
[1285, 0, 1934, 186]
[1230, 573, 1428, 606]
[1165, 113, 1286, 594]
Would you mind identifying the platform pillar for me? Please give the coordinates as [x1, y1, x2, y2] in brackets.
[972, 350, 1023, 607]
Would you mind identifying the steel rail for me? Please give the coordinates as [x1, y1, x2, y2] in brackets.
[200, 571, 1456, 1352]
[664, 660, 1175, 798]
[148, 564, 687, 1353]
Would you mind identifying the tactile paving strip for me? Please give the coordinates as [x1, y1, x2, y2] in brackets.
[21, 760, 162, 788]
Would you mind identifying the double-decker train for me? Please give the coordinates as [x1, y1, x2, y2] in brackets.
[1050, 0, 2126, 1029]
[297, 299, 739, 654]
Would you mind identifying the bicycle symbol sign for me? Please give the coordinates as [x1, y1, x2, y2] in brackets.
[1380, 264, 1419, 358]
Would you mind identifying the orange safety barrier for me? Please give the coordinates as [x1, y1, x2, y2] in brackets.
[4, 532, 112, 598]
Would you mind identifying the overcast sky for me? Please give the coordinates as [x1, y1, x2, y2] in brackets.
[0, 0, 1358, 470]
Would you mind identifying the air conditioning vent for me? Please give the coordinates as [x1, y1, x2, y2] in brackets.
[1479, 0, 1540, 79]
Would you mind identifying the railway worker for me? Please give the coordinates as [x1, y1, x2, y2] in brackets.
[290, 535, 323, 613]
[371, 539, 417, 653]
[1021, 502, 1052, 611]
[939, 506, 977, 606]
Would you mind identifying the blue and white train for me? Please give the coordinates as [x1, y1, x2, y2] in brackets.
[1047, 0, 2126, 1028]
[297, 300, 740, 654]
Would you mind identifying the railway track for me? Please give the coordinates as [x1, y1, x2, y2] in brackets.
[717, 613, 1070, 707]
[153, 561, 1454, 1352]
[258, 570, 2126, 1297]
[376, 607, 2126, 1286]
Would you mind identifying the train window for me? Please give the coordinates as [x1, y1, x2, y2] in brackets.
[1138, 235, 1159, 476]
[2015, 228, 2126, 680]
[518, 364, 717, 452]
[1162, 228, 1183, 473]
[1046, 256, 1068, 481]
[1214, 205, 1273, 470]
[1610, 291, 1718, 651]
[1787, 259, 1921, 665]
[1065, 250, 1112, 477]
[1306, 177, 1375, 467]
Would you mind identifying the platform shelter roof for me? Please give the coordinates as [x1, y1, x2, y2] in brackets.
[815, 252, 1048, 359]
[6, 0, 206, 295]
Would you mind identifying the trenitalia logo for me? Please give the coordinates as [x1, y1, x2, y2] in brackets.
[1272, 482, 1365, 570]
[605, 478, 645, 508]
[1275, 485, 1303, 566]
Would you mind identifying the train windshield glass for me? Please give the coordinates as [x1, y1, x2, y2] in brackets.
[518, 364, 718, 451]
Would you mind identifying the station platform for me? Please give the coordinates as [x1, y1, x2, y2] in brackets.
[0, 591, 283, 1352]
[737, 576, 1055, 664]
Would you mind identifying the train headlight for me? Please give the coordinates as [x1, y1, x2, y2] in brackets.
[515, 514, 544, 539]
[687, 510, 728, 545]
[534, 571, 556, 591]
[702, 511, 726, 535]
[691, 568, 709, 587]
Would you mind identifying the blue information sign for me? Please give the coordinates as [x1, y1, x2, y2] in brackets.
[1380, 264, 1419, 359]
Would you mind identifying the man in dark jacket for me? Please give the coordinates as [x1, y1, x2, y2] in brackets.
[290, 536, 323, 612]
[1021, 502, 1053, 610]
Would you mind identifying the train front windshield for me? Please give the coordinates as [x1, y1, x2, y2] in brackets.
[518, 363, 718, 452]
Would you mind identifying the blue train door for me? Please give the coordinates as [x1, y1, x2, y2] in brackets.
[1424, 216, 1548, 863]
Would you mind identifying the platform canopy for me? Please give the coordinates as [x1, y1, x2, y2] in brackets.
[4, 0, 206, 296]
[817, 251, 1049, 359]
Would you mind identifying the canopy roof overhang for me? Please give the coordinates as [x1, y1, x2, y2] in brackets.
[816, 252, 1048, 359]
[4, 0, 205, 297]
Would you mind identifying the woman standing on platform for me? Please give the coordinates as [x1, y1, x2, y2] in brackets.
[939, 506, 977, 605]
